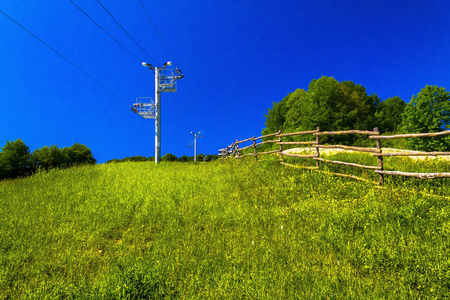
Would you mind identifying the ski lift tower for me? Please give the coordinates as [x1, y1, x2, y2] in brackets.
[189, 131, 203, 162]
[138, 61, 184, 164]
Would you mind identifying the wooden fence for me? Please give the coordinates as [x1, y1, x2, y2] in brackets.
[218, 127, 450, 186]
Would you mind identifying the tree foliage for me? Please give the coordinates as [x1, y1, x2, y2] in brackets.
[0, 139, 33, 179]
[0, 140, 96, 180]
[177, 155, 191, 162]
[263, 77, 381, 134]
[263, 77, 381, 145]
[32, 144, 96, 170]
[64, 143, 96, 165]
[262, 79, 450, 151]
[161, 153, 177, 162]
[375, 96, 406, 133]
[32, 145, 67, 170]
[262, 95, 290, 136]
[402, 85, 450, 151]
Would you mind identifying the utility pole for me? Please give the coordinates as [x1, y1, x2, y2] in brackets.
[190, 131, 203, 162]
[137, 61, 183, 164]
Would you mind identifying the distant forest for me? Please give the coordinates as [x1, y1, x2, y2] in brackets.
[0, 140, 96, 180]
[0, 138, 219, 181]
[262, 76, 450, 151]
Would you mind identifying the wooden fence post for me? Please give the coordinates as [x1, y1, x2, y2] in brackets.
[278, 130, 283, 162]
[315, 127, 320, 168]
[374, 127, 384, 186]
[235, 139, 240, 158]
[252, 136, 257, 161]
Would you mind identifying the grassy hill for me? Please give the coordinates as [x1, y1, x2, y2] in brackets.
[1, 159, 449, 298]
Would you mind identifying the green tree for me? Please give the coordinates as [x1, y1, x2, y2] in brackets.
[161, 153, 177, 162]
[283, 89, 309, 132]
[196, 154, 205, 162]
[262, 95, 290, 136]
[402, 85, 450, 151]
[375, 96, 406, 133]
[105, 158, 120, 164]
[63, 143, 96, 165]
[32, 145, 67, 170]
[207, 154, 219, 161]
[0, 139, 33, 179]
[262, 77, 380, 144]
[305, 77, 379, 133]
[177, 155, 191, 162]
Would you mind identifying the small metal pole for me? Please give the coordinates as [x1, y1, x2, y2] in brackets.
[190, 131, 203, 162]
[194, 134, 197, 162]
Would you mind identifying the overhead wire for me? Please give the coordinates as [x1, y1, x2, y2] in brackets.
[68, 0, 144, 63]
[138, 0, 177, 65]
[138, 0, 201, 130]
[162, 93, 188, 131]
[67, 0, 192, 130]
[0, 9, 132, 109]
[96, 0, 159, 66]
[168, 93, 188, 130]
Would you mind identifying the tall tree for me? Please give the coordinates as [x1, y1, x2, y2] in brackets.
[283, 89, 310, 132]
[375, 96, 406, 133]
[262, 94, 290, 136]
[32, 145, 67, 170]
[263, 77, 380, 138]
[63, 143, 96, 165]
[0, 139, 33, 179]
[402, 85, 450, 151]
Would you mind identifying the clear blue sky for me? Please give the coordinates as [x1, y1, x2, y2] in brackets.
[1, 0, 449, 163]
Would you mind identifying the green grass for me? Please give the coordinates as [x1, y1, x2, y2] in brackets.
[1, 159, 450, 299]
[282, 149, 450, 195]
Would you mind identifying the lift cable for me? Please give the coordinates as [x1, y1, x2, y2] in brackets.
[0, 9, 131, 108]
[138, 0, 200, 127]
[162, 93, 188, 131]
[96, 0, 159, 66]
[138, 0, 177, 65]
[68, 0, 144, 63]
[168, 92, 188, 130]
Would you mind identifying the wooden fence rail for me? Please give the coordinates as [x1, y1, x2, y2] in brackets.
[220, 127, 450, 186]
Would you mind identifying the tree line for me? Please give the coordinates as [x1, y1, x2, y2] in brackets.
[106, 153, 219, 164]
[0, 139, 96, 180]
[262, 76, 450, 151]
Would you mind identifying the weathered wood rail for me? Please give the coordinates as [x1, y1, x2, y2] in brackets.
[219, 127, 450, 186]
